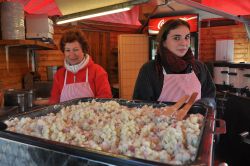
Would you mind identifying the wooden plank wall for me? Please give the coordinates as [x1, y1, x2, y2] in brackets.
[35, 21, 140, 86]
[199, 24, 250, 62]
[0, 47, 30, 89]
[35, 50, 64, 80]
[0, 20, 139, 90]
[0, 21, 249, 90]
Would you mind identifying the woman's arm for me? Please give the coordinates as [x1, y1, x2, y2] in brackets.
[133, 63, 157, 101]
[199, 62, 216, 98]
[33, 98, 49, 105]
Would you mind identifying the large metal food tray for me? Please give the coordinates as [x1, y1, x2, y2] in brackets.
[0, 98, 218, 166]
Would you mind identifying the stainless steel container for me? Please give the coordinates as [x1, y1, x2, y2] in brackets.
[16, 93, 26, 112]
[27, 89, 36, 108]
[0, 98, 226, 166]
[214, 66, 229, 85]
[4, 89, 28, 112]
[47, 66, 58, 81]
[243, 69, 250, 88]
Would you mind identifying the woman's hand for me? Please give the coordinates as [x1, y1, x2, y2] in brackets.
[33, 98, 49, 106]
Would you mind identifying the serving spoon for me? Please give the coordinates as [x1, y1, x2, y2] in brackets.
[175, 92, 198, 120]
[154, 95, 189, 116]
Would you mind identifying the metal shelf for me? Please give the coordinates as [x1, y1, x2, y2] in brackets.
[0, 40, 56, 50]
[0, 40, 57, 72]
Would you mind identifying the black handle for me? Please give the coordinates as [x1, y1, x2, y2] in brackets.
[221, 71, 228, 74]
[243, 74, 250, 78]
[228, 72, 237, 76]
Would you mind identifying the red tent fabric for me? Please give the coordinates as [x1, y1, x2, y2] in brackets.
[202, 0, 250, 16]
[7, 0, 250, 25]
[13, 0, 61, 16]
[9, 0, 140, 25]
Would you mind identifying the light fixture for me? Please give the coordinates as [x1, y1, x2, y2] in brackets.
[56, 0, 150, 25]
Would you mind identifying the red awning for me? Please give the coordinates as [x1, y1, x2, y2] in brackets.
[6, 0, 250, 25]
[8, 0, 141, 25]
[202, 0, 250, 16]
[15, 0, 61, 16]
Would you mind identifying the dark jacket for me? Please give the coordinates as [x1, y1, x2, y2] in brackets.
[133, 60, 216, 103]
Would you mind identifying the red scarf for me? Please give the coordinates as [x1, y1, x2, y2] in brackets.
[161, 48, 196, 73]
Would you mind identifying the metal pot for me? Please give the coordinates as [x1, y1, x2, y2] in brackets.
[27, 89, 36, 108]
[47, 66, 58, 81]
[4, 89, 28, 112]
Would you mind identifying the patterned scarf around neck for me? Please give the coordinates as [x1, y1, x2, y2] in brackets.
[161, 48, 196, 74]
[64, 54, 89, 74]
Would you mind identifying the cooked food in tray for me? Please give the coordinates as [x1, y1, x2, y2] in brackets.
[5, 100, 204, 165]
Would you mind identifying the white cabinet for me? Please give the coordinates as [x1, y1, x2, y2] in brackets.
[213, 66, 229, 85]
[215, 39, 234, 62]
[243, 69, 250, 88]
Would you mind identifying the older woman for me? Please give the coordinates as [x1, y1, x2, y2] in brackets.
[48, 29, 112, 104]
[39, 29, 112, 104]
[133, 19, 215, 104]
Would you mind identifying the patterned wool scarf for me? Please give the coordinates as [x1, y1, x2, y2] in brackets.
[64, 54, 89, 74]
[162, 48, 195, 73]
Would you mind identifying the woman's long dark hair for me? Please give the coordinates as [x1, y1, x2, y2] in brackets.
[155, 19, 193, 79]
